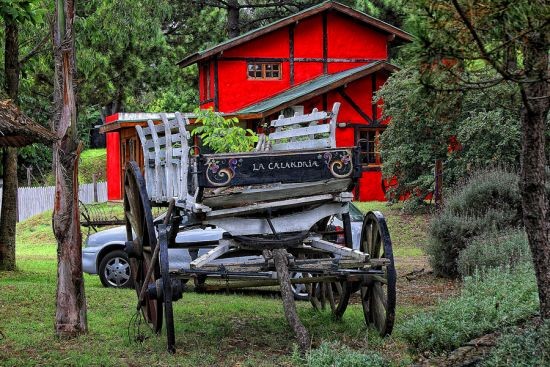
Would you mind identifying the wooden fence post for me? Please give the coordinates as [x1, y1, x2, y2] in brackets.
[92, 174, 98, 202]
[434, 159, 443, 210]
[26, 167, 32, 187]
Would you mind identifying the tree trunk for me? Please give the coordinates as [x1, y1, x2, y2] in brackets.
[0, 148, 17, 271]
[53, 0, 87, 337]
[271, 249, 311, 354]
[4, 18, 19, 99]
[0, 17, 20, 271]
[227, 0, 240, 38]
[520, 33, 550, 320]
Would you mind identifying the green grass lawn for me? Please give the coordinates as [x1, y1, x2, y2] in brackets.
[0, 202, 428, 366]
[354, 202, 429, 258]
[79, 148, 107, 184]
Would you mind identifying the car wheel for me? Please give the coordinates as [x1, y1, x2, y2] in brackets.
[98, 250, 134, 288]
[290, 272, 309, 301]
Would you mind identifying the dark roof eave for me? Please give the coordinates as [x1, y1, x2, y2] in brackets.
[177, 1, 412, 68]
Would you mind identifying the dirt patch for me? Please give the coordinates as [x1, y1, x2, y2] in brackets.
[396, 256, 460, 307]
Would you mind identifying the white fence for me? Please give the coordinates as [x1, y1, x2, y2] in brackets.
[0, 181, 107, 222]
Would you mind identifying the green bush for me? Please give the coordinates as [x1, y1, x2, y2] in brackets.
[399, 263, 539, 354]
[457, 229, 531, 276]
[481, 320, 550, 367]
[299, 341, 388, 367]
[428, 168, 522, 277]
[192, 108, 258, 153]
[444, 168, 521, 218]
[377, 66, 522, 202]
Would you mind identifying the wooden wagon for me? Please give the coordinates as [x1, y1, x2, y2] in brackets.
[123, 103, 396, 352]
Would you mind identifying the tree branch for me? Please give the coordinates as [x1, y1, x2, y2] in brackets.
[240, 1, 297, 9]
[243, 14, 281, 27]
[450, 0, 510, 79]
[19, 32, 50, 66]
[488, 20, 549, 55]
[419, 70, 505, 92]
[199, 0, 229, 9]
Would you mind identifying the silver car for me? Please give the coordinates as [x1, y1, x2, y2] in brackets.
[83, 225, 224, 288]
[82, 203, 363, 292]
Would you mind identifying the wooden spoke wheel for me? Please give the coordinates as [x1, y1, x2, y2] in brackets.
[124, 161, 162, 333]
[306, 213, 353, 318]
[302, 213, 352, 318]
[308, 274, 351, 318]
[359, 211, 396, 336]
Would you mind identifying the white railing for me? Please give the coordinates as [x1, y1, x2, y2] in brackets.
[0, 181, 107, 222]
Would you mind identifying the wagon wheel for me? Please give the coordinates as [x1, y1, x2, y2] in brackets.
[124, 161, 162, 333]
[158, 225, 176, 353]
[308, 273, 351, 318]
[359, 211, 396, 336]
[306, 214, 352, 318]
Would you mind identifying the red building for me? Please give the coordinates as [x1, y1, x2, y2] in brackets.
[180, 1, 411, 200]
[102, 1, 411, 201]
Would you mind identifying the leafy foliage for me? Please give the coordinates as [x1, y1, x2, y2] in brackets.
[427, 168, 522, 277]
[399, 263, 539, 354]
[299, 341, 389, 367]
[0, 0, 36, 22]
[75, 0, 173, 111]
[377, 66, 522, 203]
[16, 144, 52, 185]
[481, 320, 550, 367]
[457, 229, 531, 276]
[192, 108, 257, 153]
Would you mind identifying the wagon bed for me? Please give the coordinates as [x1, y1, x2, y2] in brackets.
[123, 103, 396, 353]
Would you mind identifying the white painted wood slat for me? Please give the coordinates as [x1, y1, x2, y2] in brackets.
[147, 119, 165, 201]
[270, 110, 329, 127]
[162, 114, 175, 199]
[142, 133, 184, 149]
[271, 138, 332, 151]
[268, 123, 330, 140]
[141, 119, 181, 134]
[175, 112, 189, 201]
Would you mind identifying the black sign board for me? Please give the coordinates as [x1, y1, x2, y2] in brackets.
[196, 147, 361, 188]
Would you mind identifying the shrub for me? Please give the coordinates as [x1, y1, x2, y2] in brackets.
[428, 168, 522, 277]
[377, 66, 521, 203]
[457, 229, 531, 276]
[481, 320, 550, 367]
[444, 168, 521, 218]
[192, 108, 258, 153]
[399, 263, 539, 354]
[299, 341, 388, 367]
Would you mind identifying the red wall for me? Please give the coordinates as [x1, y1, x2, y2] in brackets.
[105, 113, 121, 201]
[359, 171, 386, 201]
[224, 27, 290, 58]
[294, 62, 324, 85]
[327, 12, 388, 59]
[217, 61, 290, 112]
[198, 11, 390, 113]
[294, 16, 323, 58]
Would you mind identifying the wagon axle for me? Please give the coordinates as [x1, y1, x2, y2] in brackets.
[145, 278, 185, 302]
